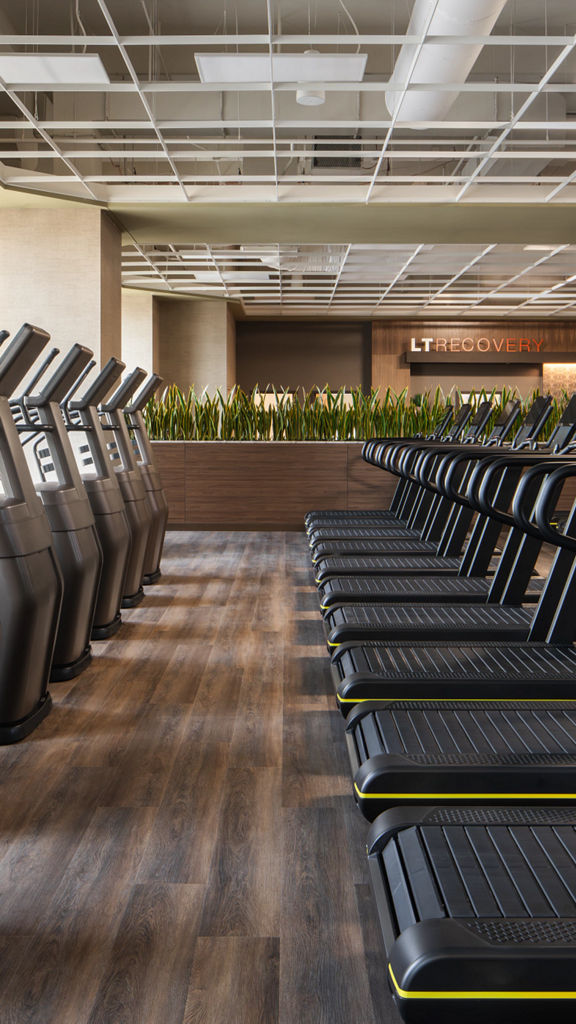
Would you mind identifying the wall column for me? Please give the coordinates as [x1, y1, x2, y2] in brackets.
[0, 206, 121, 366]
[155, 298, 236, 394]
[121, 288, 155, 373]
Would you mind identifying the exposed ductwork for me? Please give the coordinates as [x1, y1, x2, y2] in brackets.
[385, 0, 508, 122]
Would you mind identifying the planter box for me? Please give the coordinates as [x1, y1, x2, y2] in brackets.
[151, 441, 397, 530]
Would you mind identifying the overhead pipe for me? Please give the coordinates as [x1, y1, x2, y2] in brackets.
[385, 0, 508, 123]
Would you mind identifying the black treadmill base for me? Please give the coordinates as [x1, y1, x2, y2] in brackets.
[50, 646, 92, 682]
[0, 692, 52, 744]
[121, 586, 145, 608]
[91, 612, 122, 640]
[143, 568, 161, 585]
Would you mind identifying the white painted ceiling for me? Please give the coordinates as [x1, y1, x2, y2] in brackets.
[2, 0, 576, 316]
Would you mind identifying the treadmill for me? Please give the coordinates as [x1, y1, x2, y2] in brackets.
[0, 323, 63, 741]
[65, 358, 132, 638]
[339, 461, 576, 816]
[331, 460, 576, 714]
[304, 404, 460, 530]
[322, 452, 576, 647]
[315, 397, 576, 609]
[14, 343, 104, 680]
[309, 400, 551, 561]
[307, 402, 493, 545]
[124, 373, 168, 585]
[366, 804, 576, 1024]
[309, 403, 487, 557]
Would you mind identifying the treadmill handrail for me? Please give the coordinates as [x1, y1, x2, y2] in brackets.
[466, 450, 570, 512]
[510, 460, 573, 540]
[534, 463, 576, 551]
[473, 453, 575, 526]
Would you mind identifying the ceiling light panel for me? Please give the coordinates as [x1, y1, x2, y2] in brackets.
[195, 53, 367, 83]
[0, 54, 110, 85]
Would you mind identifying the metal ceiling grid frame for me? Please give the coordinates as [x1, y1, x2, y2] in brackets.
[0, 2, 576, 203]
[120, 241, 576, 318]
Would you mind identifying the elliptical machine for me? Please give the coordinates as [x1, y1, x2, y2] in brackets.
[64, 358, 132, 638]
[13, 344, 104, 680]
[125, 373, 168, 584]
[98, 368, 155, 607]
[0, 323, 63, 741]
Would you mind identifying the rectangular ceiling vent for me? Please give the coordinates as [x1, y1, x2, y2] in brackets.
[313, 137, 362, 169]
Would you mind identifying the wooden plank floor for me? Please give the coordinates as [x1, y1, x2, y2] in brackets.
[0, 531, 398, 1024]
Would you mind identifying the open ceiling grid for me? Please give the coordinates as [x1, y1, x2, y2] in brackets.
[3, 1, 576, 318]
[0, 1, 576, 204]
[121, 241, 576, 317]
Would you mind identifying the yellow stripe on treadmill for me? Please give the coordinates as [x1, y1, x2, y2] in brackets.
[356, 783, 576, 800]
[338, 696, 576, 705]
[389, 965, 576, 1000]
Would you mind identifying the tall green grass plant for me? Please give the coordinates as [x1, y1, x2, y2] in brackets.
[144, 384, 569, 442]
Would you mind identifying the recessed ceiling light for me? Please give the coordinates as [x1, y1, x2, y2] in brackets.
[195, 52, 367, 84]
[0, 54, 110, 85]
[523, 245, 559, 251]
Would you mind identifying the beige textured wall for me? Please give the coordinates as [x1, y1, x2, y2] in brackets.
[226, 306, 237, 391]
[0, 207, 119, 369]
[156, 298, 231, 394]
[121, 288, 155, 373]
[100, 213, 122, 364]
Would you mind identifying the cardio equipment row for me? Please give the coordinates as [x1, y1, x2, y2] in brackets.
[305, 396, 576, 1024]
[0, 322, 168, 742]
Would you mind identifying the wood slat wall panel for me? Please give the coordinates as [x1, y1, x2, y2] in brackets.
[151, 442, 397, 529]
[346, 443, 397, 510]
[152, 442, 186, 523]
[185, 442, 348, 530]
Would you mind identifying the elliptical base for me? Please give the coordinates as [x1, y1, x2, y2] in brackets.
[91, 612, 122, 641]
[121, 586, 144, 608]
[143, 568, 161, 585]
[50, 646, 92, 682]
[0, 692, 53, 744]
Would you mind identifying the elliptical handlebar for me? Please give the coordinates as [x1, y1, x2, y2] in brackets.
[60, 359, 96, 409]
[69, 356, 126, 411]
[100, 366, 147, 413]
[126, 372, 163, 413]
[0, 323, 52, 399]
[26, 344, 93, 407]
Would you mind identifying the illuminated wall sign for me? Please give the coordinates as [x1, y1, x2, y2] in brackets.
[410, 336, 545, 354]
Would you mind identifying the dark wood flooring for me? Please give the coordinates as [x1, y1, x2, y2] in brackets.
[0, 531, 397, 1024]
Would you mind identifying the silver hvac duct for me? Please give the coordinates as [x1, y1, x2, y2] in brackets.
[386, 0, 508, 123]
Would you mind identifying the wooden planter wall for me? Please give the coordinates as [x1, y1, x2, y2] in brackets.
[151, 441, 396, 530]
